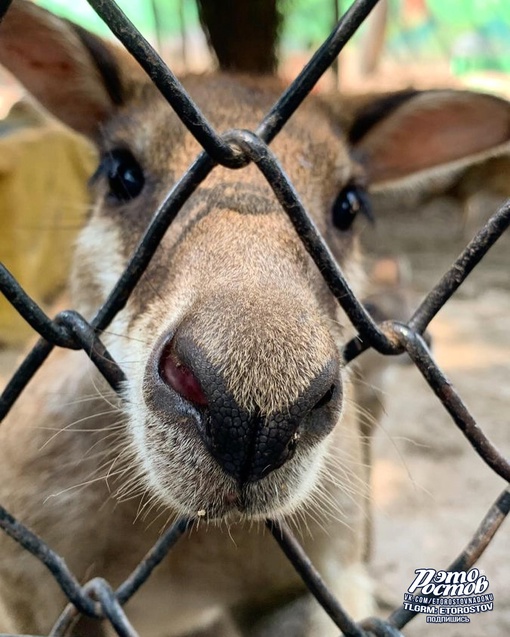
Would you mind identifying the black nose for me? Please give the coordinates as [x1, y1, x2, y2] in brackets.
[156, 329, 341, 485]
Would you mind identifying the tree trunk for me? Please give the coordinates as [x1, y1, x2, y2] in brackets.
[196, 0, 282, 74]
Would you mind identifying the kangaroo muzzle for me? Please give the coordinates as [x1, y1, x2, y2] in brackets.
[147, 311, 342, 486]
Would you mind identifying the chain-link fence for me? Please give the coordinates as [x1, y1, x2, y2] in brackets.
[0, 0, 509, 635]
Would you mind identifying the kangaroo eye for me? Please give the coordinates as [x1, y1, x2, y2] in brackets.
[99, 149, 145, 203]
[332, 184, 372, 231]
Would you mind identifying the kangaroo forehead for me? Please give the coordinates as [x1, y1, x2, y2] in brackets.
[104, 73, 344, 158]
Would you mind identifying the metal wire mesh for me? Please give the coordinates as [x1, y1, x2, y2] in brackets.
[0, 0, 509, 635]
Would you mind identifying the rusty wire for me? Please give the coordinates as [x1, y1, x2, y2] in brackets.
[0, 0, 509, 635]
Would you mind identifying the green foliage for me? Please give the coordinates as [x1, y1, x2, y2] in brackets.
[35, 0, 198, 37]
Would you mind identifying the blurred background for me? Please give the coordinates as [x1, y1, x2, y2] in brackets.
[8, 0, 510, 93]
[2, 0, 510, 118]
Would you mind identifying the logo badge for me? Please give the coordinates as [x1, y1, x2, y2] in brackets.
[403, 568, 494, 624]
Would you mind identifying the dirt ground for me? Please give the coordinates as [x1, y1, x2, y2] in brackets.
[363, 195, 510, 636]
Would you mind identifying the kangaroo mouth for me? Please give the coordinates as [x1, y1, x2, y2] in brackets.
[194, 501, 263, 523]
[183, 450, 321, 523]
[195, 491, 244, 521]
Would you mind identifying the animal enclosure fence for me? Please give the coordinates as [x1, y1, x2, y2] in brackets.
[0, 0, 509, 635]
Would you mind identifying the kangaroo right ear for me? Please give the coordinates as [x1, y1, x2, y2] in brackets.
[0, 0, 138, 137]
[345, 89, 510, 187]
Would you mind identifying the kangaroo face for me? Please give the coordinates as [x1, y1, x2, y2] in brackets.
[3, 0, 510, 523]
[72, 75, 365, 520]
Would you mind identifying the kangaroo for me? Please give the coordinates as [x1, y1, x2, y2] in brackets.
[1, 2, 510, 636]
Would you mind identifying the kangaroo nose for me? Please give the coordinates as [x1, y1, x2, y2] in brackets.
[157, 330, 341, 484]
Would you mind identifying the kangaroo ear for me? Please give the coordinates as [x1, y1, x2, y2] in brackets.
[0, 0, 138, 137]
[345, 89, 510, 187]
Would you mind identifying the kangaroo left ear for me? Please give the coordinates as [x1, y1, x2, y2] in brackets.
[0, 0, 142, 138]
[344, 89, 510, 186]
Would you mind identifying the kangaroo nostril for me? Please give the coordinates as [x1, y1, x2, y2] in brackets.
[312, 383, 336, 411]
[159, 341, 208, 407]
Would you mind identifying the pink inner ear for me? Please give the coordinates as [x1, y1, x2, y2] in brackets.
[358, 93, 510, 183]
[0, 2, 117, 137]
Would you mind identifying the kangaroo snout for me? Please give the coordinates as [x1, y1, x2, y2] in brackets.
[152, 321, 341, 485]
[144, 284, 342, 500]
[121, 197, 348, 518]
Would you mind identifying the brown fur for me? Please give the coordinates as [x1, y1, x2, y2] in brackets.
[1, 3, 510, 636]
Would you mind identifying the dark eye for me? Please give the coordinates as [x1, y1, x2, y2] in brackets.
[99, 149, 145, 203]
[332, 184, 372, 231]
